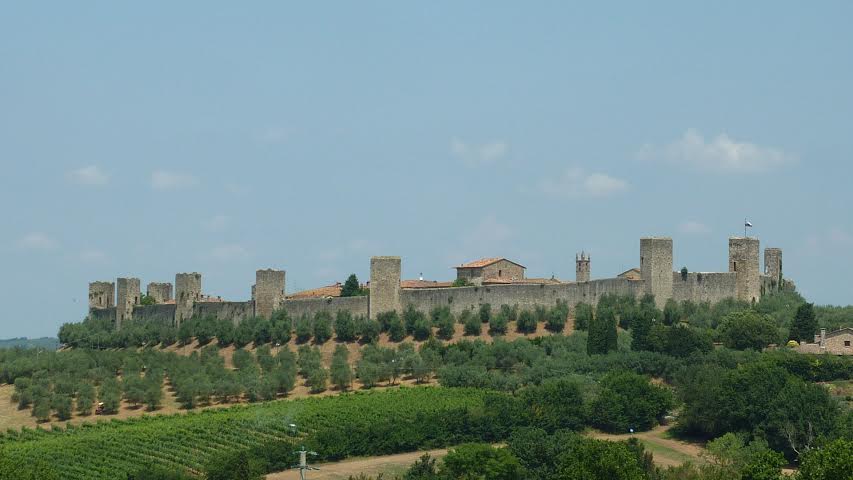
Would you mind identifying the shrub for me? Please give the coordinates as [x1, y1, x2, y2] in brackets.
[463, 314, 482, 336]
[312, 312, 333, 344]
[489, 312, 509, 336]
[334, 311, 358, 342]
[516, 310, 537, 334]
[479, 304, 492, 324]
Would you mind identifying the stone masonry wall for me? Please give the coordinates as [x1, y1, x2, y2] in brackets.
[88, 282, 115, 310]
[369, 256, 401, 318]
[116, 278, 140, 329]
[282, 296, 369, 319]
[764, 248, 783, 288]
[193, 301, 256, 325]
[146, 282, 173, 304]
[671, 272, 738, 304]
[640, 237, 673, 308]
[729, 237, 760, 303]
[401, 278, 643, 316]
[481, 260, 525, 281]
[175, 273, 202, 327]
[132, 304, 177, 326]
[254, 269, 285, 319]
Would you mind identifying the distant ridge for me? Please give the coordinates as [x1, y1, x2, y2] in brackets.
[0, 337, 59, 350]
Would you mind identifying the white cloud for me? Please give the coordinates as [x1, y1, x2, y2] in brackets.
[17, 232, 58, 250]
[151, 170, 199, 190]
[451, 138, 508, 166]
[679, 221, 711, 235]
[638, 129, 796, 173]
[202, 215, 230, 232]
[68, 165, 109, 186]
[206, 244, 249, 262]
[79, 250, 108, 263]
[539, 168, 628, 198]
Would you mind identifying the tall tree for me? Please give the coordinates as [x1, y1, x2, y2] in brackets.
[588, 306, 617, 355]
[340, 274, 362, 297]
[789, 303, 817, 343]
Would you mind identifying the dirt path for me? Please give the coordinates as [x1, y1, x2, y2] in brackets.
[588, 425, 706, 467]
[265, 448, 449, 480]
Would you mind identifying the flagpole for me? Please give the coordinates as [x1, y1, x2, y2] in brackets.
[744, 218, 747, 238]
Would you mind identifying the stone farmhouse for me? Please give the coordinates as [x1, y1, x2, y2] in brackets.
[88, 235, 789, 330]
[796, 328, 853, 356]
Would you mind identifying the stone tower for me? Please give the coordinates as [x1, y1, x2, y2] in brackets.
[576, 252, 590, 282]
[640, 237, 673, 309]
[116, 277, 141, 329]
[764, 248, 783, 287]
[175, 272, 202, 327]
[88, 281, 115, 310]
[146, 282, 173, 304]
[254, 269, 285, 319]
[369, 256, 401, 319]
[729, 237, 760, 303]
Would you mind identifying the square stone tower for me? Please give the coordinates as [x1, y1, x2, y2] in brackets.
[116, 277, 141, 329]
[576, 252, 590, 282]
[175, 272, 202, 327]
[729, 237, 760, 303]
[369, 256, 401, 319]
[764, 247, 783, 287]
[640, 237, 673, 308]
[88, 281, 115, 310]
[146, 282, 173, 304]
[254, 269, 285, 319]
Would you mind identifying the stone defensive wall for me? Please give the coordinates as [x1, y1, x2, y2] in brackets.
[85, 235, 787, 330]
[401, 277, 643, 316]
[671, 272, 738, 304]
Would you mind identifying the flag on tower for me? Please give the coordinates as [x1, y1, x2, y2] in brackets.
[745, 220, 753, 228]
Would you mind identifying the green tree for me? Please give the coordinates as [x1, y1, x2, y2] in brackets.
[516, 310, 537, 334]
[479, 303, 492, 324]
[663, 298, 681, 326]
[307, 367, 328, 393]
[388, 314, 406, 342]
[452, 278, 472, 287]
[334, 310, 358, 342]
[589, 372, 673, 433]
[463, 312, 481, 336]
[76, 381, 96, 415]
[312, 312, 333, 344]
[330, 345, 352, 391]
[588, 306, 617, 355]
[294, 314, 312, 343]
[51, 394, 72, 421]
[545, 304, 567, 333]
[440, 444, 526, 480]
[204, 449, 265, 480]
[797, 438, 853, 480]
[340, 274, 364, 297]
[489, 311, 509, 336]
[99, 379, 121, 414]
[574, 303, 593, 331]
[789, 302, 817, 343]
[719, 310, 779, 350]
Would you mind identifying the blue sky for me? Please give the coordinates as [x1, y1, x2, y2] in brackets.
[2, 2, 852, 337]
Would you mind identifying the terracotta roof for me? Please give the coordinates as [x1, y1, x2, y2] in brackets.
[289, 283, 343, 299]
[482, 277, 562, 285]
[455, 257, 526, 269]
[826, 327, 853, 338]
[401, 280, 453, 289]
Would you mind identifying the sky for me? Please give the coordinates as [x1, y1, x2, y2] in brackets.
[2, 2, 852, 337]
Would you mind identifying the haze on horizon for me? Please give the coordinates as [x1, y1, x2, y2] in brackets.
[2, 2, 852, 337]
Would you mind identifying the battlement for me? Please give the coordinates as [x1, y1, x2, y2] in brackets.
[146, 282, 173, 304]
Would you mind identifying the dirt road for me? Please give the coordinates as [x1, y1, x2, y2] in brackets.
[265, 448, 449, 480]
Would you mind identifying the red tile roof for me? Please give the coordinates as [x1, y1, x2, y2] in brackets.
[401, 280, 453, 289]
[289, 283, 343, 299]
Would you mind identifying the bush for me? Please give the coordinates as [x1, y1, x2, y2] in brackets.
[294, 315, 312, 343]
[588, 372, 673, 433]
[545, 306, 566, 333]
[489, 312, 509, 336]
[574, 303, 593, 331]
[334, 311, 358, 342]
[516, 310, 537, 334]
[358, 317, 381, 344]
[312, 312, 333, 344]
[463, 314, 482, 336]
[479, 304, 492, 324]
[719, 310, 779, 350]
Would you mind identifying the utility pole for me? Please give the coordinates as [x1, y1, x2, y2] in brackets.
[293, 446, 318, 480]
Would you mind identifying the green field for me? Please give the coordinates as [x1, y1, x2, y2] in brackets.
[0, 387, 492, 480]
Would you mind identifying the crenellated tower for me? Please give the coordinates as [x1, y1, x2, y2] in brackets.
[175, 273, 202, 327]
[729, 237, 760, 303]
[575, 252, 590, 282]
